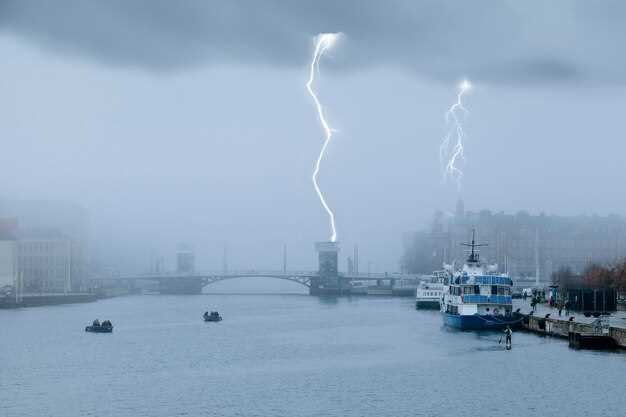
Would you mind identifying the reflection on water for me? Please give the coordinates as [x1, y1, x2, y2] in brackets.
[2, 294, 626, 417]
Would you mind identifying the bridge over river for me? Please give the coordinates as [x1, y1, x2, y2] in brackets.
[89, 270, 419, 296]
[89, 242, 419, 296]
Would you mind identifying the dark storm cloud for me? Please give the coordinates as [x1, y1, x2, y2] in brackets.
[1, 0, 626, 83]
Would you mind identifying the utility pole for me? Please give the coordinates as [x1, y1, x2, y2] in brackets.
[282, 244, 287, 274]
[223, 244, 229, 274]
[535, 229, 540, 287]
[354, 244, 359, 275]
[66, 240, 72, 294]
[15, 271, 23, 304]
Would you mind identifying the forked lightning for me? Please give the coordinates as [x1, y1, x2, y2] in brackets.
[306, 33, 340, 242]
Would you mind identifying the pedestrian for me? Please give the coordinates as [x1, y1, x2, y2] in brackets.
[503, 326, 513, 349]
[558, 304, 562, 317]
[565, 300, 570, 316]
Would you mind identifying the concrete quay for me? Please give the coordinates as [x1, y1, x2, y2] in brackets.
[515, 300, 626, 348]
[0, 293, 98, 309]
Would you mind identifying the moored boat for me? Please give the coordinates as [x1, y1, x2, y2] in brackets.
[441, 231, 521, 330]
[415, 272, 445, 309]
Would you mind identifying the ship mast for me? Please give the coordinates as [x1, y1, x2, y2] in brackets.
[461, 229, 487, 264]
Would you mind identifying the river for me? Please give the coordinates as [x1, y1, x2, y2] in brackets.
[2, 286, 626, 417]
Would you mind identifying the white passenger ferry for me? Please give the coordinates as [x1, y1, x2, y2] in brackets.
[415, 272, 445, 309]
[441, 231, 521, 330]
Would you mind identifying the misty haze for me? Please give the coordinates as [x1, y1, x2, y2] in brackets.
[3, 2, 626, 417]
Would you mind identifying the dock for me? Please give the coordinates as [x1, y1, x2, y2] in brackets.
[518, 311, 626, 349]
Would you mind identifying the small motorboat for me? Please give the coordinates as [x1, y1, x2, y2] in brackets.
[85, 319, 113, 333]
[203, 311, 222, 322]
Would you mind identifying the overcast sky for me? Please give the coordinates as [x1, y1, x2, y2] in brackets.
[1, 1, 626, 272]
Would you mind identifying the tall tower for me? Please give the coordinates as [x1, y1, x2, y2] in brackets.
[311, 241, 347, 295]
[455, 198, 465, 219]
[316, 241, 339, 277]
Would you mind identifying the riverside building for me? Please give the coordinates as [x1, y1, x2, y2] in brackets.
[403, 200, 626, 284]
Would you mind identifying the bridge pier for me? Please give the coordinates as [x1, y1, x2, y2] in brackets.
[158, 277, 204, 295]
[311, 242, 350, 296]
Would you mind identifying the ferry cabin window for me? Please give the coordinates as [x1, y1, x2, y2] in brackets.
[497, 286, 511, 295]
[490, 286, 511, 295]
[463, 286, 474, 295]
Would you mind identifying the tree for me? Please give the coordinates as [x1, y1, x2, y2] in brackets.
[551, 266, 580, 289]
[611, 260, 626, 292]
[582, 263, 613, 289]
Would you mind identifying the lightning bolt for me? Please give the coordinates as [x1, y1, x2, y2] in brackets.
[440, 79, 471, 190]
[306, 33, 340, 242]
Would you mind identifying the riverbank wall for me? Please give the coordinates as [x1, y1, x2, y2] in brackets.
[520, 313, 626, 348]
[0, 293, 98, 309]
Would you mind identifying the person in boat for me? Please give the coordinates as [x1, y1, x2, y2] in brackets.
[102, 320, 111, 327]
[92, 319, 100, 327]
[504, 326, 513, 348]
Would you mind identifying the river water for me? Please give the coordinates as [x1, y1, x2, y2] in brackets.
[2, 287, 626, 417]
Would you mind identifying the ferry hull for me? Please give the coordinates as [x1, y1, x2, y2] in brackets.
[416, 300, 440, 309]
[442, 312, 515, 330]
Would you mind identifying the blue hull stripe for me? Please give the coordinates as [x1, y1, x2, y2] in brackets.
[442, 313, 517, 330]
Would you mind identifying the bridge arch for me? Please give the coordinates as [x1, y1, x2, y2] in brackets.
[201, 274, 312, 289]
